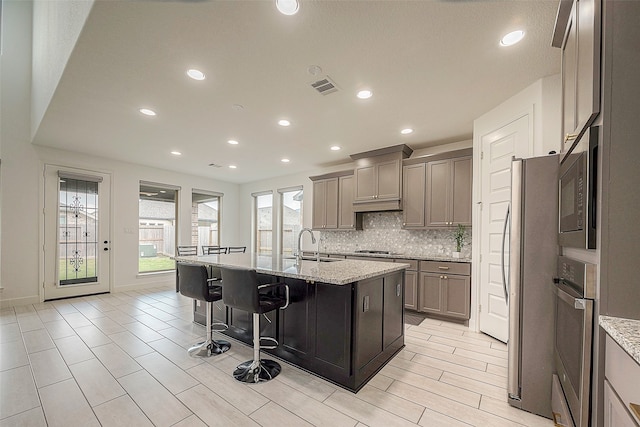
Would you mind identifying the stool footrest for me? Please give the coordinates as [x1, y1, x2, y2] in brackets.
[188, 339, 231, 358]
[233, 359, 281, 383]
[258, 336, 278, 350]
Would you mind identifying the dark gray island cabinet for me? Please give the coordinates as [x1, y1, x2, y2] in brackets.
[177, 254, 407, 392]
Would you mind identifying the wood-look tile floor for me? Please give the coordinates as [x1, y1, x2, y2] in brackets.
[0, 285, 554, 426]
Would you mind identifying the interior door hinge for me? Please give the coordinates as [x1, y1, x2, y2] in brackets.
[42, 282, 46, 289]
[479, 253, 482, 262]
[481, 151, 484, 160]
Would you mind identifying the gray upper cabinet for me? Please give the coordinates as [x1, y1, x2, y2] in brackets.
[350, 144, 413, 212]
[311, 178, 338, 230]
[425, 155, 472, 228]
[338, 175, 356, 229]
[555, 0, 601, 152]
[402, 163, 426, 228]
[402, 149, 472, 229]
[310, 170, 361, 231]
[354, 159, 401, 202]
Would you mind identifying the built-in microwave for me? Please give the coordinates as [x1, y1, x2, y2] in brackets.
[558, 126, 598, 249]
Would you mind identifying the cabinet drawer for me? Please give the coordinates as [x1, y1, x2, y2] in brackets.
[394, 259, 418, 271]
[605, 335, 640, 425]
[420, 261, 470, 276]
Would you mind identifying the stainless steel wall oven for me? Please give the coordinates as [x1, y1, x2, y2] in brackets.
[559, 126, 598, 249]
[553, 256, 597, 427]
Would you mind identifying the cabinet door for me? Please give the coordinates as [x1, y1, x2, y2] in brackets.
[425, 160, 451, 227]
[312, 180, 327, 229]
[404, 270, 418, 310]
[604, 380, 637, 427]
[355, 277, 383, 370]
[325, 178, 339, 229]
[419, 272, 443, 314]
[338, 175, 355, 229]
[354, 165, 376, 202]
[576, 0, 600, 139]
[383, 272, 404, 349]
[443, 275, 470, 319]
[376, 159, 401, 200]
[451, 157, 472, 226]
[402, 163, 426, 228]
[562, 2, 578, 151]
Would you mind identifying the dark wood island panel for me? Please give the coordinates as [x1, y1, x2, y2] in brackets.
[196, 271, 404, 392]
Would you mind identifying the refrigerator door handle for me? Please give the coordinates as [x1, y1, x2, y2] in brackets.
[501, 205, 510, 304]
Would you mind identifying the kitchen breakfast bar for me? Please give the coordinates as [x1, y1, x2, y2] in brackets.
[175, 253, 408, 392]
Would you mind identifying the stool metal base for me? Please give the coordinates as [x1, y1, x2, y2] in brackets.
[188, 339, 231, 358]
[233, 359, 281, 383]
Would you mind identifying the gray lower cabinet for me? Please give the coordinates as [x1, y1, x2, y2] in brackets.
[403, 270, 418, 310]
[419, 261, 471, 320]
[604, 335, 640, 427]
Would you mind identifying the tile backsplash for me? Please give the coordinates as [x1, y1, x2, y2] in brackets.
[319, 212, 472, 258]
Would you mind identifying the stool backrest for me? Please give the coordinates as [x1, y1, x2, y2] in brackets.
[177, 263, 209, 301]
[227, 246, 247, 253]
[177, 246, 198, 256]
[219, 266, 259, 313]
[203, 246, 227, 255]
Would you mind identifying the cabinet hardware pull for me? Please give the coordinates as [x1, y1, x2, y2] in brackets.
[438, 266, 449, 270]
[551, 411, 563, 426]
[564, 133, 579, 142]
[630, 403, 640, 420]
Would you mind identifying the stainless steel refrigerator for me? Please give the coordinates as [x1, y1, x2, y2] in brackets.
[505, 154, 559, 418]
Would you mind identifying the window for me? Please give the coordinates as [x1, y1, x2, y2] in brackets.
[253, 192, 273, 255]
[279, 187, 303, 255]
[192, 190, 221, 250]
[138, 182, 178, 273]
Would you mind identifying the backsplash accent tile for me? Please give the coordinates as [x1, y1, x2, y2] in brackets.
[320, 212, 472, 258]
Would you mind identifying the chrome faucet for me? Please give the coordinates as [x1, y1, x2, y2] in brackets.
[296, 228, 317, 263]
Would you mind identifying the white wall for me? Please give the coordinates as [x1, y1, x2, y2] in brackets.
[31, 0, 94, 139]
[0, 2, 240, 307]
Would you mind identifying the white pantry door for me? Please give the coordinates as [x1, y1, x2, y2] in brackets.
[479, 115, 529, 342]
[43, 165, 111, 300]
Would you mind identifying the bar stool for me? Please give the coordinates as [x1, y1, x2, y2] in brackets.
[219, 265, 289, 383]
[175, 246, 198, 292]
[177, 262, 231, 357]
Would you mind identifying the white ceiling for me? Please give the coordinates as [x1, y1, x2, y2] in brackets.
[32, 0, 561, 184]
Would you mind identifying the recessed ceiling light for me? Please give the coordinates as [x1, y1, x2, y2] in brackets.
[186, 69, 205, 80]
[278, 119, 291, 127]
[357, 90, 373, 99]
[228, 140, 239, 145]
[330, 145, 341, 151]
[400, 128, 414, 135]
[170, 151, 182, 156]
[229, 165, 237, 169]
[276, 0, 299, 15]
[139, 108, 156, 116]
[281, 158, 290, 163]
[500, 30, 525, 46]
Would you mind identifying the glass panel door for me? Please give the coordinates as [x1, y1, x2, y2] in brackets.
[44, 165, 111, 300]
[59, 178, 99, 285]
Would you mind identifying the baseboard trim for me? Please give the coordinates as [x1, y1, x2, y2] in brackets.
[114, 279, 174, 293]
[1, 295, 42, 309]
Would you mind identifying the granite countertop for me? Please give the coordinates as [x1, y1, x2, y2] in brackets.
[600, 315, 640, 364]
[175, 253, 409, 286]
[303, 250, 471, 263]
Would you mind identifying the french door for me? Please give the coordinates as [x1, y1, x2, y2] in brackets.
[43, 165, 111, 300]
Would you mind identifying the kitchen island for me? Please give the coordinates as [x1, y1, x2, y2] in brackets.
[175, 253, 408, 392]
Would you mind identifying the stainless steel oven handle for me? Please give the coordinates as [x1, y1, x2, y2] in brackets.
[501, 205, 510, 304]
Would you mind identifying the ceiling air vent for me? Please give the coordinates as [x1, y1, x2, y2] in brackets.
[208, 163, 222, 168]
[310, 76, 339, 96]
